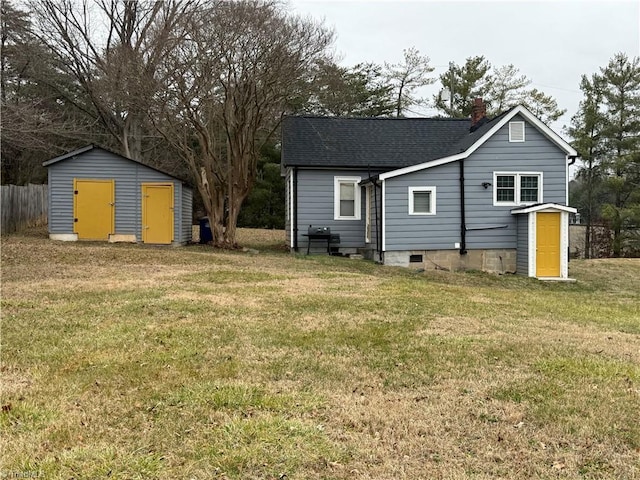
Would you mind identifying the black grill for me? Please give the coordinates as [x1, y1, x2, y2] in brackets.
[304, 225, 339, 254]
[308, 226, 330, 235]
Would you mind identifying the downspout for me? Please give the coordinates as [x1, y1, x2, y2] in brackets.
[459, 159, 467, 254]
[374, 179, 381, 261]
[293, 166, 299, 252]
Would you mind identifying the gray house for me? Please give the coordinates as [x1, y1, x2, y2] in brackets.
[282, 101, 578, 279]
[44, 145, 192, 245]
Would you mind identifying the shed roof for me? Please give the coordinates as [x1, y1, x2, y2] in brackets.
[43, 145, 191, 185]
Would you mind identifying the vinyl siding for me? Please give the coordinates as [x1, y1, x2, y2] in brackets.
[515, 214, 529, 275]
[384, 115, 568, 251]
[384, 161, 461, 251]
[47, 149, 191, 244]
[296, 169, 373, 253]
[180, 185, 193, 243]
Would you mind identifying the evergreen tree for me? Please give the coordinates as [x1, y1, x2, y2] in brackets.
[433, 58, 565, 123]
[434, 56, 490, 118]
[567, 74, 607, 258]
[599, 53, 640, 257]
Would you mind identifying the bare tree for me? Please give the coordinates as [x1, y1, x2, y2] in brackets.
[31, 0, 197, 160]
[384, 47, 435, 116]
[153, 0, 333, 247]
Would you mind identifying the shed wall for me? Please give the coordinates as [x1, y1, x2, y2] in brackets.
[48, 149, 190, 244]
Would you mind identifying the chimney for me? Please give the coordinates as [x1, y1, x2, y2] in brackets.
[470, 98, 487, 130]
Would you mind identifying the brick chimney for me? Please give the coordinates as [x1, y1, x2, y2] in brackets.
[470, 98, 487, 129]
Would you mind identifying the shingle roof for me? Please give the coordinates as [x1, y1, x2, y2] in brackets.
[282, 116, 475, 169]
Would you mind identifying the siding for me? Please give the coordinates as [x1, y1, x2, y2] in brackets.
[296, 169, 374, 253]
[180, 185, 193, 243]
[515, 214, 529, 275]
[384, 115, 568, 251]
[48, 149, 191, 244]
[464, 114, 567, 249]
[385, 161, 461, 250]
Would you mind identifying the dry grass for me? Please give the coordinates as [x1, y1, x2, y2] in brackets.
[1, 229, 639, 479]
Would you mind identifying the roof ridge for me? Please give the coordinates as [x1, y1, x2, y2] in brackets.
[286, 115, 470, 122]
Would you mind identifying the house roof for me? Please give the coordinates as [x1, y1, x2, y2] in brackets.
[282, 105, 579, 179]
[281, 116, 472, 169]
[43, 145, 191, 185]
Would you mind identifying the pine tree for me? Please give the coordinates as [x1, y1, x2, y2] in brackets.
[599, 53, 640, 257]
[567, 74, 607, 258]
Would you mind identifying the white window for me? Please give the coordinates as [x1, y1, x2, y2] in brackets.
[334, 176, 361, 220]
[408, 186, 436, 215]
[493, 172, 542, 206]
[509, 121, 525, 142]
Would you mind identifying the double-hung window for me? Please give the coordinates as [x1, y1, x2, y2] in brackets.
[334, 176, 361, 220]
[408, 186, 436, 215]
[494, 172, 542, 206]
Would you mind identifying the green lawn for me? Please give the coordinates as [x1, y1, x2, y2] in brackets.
[1, 229, 639, 479]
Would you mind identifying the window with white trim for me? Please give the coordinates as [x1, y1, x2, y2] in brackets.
[493, 172, 542, 206]
[509, 121, 525, 142]
[334, 176, 361, 220]
[408, 186, 436, 215]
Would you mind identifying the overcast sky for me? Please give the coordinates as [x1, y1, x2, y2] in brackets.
[289, 0, 640, 136]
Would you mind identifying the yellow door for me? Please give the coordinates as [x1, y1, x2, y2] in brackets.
[142, 184, 174, 244]
[73, 179, 114, 240]
[536, 212, 561, 277]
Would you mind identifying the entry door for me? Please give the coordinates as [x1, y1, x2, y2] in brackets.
[536, 212, 561, 277]
[142, 184, 174, 244]
[73, 179, 115, 240]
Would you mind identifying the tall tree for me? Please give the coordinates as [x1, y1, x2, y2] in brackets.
[153, 0, 333, 247]
[434, 56, 490, 118]
[598, 53, 640, 256]
[384, 47, 435, 116]
[305, 60, 396, 117]
[31, 0, 196, 160]
[567, 74, 607, 258]
[434, 58, 565, 123]
[1, 0, 87, 184]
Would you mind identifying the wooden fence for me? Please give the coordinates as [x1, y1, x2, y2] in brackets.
[1, 184, 48, 234]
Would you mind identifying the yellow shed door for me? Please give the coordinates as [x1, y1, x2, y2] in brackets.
[74, 179, 114, 240]
[142, 184, 174, 244]
[536, 212, 561, 277]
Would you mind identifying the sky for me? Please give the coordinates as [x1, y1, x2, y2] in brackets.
[288, 0, 640, 137]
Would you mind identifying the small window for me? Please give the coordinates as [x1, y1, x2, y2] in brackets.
[493, 172, 542, 206]
[408, 187, 436, 215]
[334, 176, 361, 220]
[509, 121, 525, 142]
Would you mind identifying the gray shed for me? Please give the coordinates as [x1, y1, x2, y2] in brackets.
[44, 145, 192, 245]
